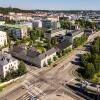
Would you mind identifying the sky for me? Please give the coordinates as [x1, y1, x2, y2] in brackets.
[0, 0, 100, 10]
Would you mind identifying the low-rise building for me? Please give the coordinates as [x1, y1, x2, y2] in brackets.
[44, 29, 66, 38]
[66, 30, 84, 43]
[33, 48, 56, 67]
[0, 31, 7, 47]
[0, 53, 18, 78]
[84, 29, 95, 35]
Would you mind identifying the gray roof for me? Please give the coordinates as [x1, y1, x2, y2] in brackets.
[67, 30, 83, 37]
[54, 40, 72, 52]
[37, 48, 56, 60]
[27, 46, 38, 52]
[0, 53, 16, 66]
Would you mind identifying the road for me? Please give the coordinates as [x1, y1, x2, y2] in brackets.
[0, 31, 100, 100]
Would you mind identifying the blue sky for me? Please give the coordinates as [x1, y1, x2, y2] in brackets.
[0, 0, 100, 10]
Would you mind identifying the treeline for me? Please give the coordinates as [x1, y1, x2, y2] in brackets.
[78, 37, 100, 79]
[0, 7, 34, 14]
[0, 7, 100, 14]
[75, 19, 96, 29]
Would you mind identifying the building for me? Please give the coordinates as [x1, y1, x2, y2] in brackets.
[66, 30, 84, 43]
[42, 20, 60, 29]
[33, 48, 56, 67]
[4, 24, 28, 39]
[17, 21, 33, 30]
[84, 29, 95, 35]
[44, 29, 66, 38]
[70, 25, 80, 30]
[27, 46, 40, 58]
[33, 20, 42, 28]
[47, 15, 59, 22]
[8, 12, 33, 21]
[0, 53, 18, 78]
[0, 31, 7, 47]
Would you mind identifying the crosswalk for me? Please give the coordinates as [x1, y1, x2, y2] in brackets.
[20, 80, 46, 99]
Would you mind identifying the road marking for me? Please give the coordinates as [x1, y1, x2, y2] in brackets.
[66, 78, 75, 84]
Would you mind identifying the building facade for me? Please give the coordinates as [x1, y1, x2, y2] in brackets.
[0, 31, 7, 47]
[44, 29, 66, 38]
[0, 53, 18, 78]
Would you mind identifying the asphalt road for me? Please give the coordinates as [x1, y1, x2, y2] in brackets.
[0, 31, 100, 100]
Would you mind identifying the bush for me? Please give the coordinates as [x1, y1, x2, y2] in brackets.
[53, 56, 57, 61]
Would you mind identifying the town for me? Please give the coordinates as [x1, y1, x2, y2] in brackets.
[0, 6, 100, 100]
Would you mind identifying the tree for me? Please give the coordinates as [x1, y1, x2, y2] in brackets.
[7, 36, 11, 48]
[60, 20, 72, 29]
[18, 61, 27, 76]
[4, 71, 12, 81]
[51, 38, 57, 45]
[53, 56, 57, 61]
[85, 63, 95, 79]
[48, 59, 52, 65]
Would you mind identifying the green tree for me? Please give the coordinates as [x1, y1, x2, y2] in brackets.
[53, 56, 57, 61]
[18, 61, 27, 76]
[4, 71, 12, 81]
[48, 59, 52, 65]
[85, 63, 95, 79]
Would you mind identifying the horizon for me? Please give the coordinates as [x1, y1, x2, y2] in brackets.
[0, 0, 100, 10]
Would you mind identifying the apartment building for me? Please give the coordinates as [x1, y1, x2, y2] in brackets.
[44, 29, 66, 38]
[17, 21, 33, 30]
[33, 20, 42, 28]
[42, 20, 60, 29]
[4, 24, 28, 39]
[0, 31, 7, 47]
[0, 53, 18, 78]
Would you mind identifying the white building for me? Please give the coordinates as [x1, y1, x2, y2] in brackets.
[0, 31, 7, 47]
[33, 20, 42, 28]
[0, 53, 18, 78]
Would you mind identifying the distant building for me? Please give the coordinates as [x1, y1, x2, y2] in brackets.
[44, 29, 66, 38]
[17, 21, 33, 30]
[0, 53, 18, 78]
[33, 20, 42, 28]
[8, 12, 33, 21]
[47, 15, 59, 22]
[0, 31, 7, 47]
[3, 24, 28, 39]
[42, 20, 60, 29]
